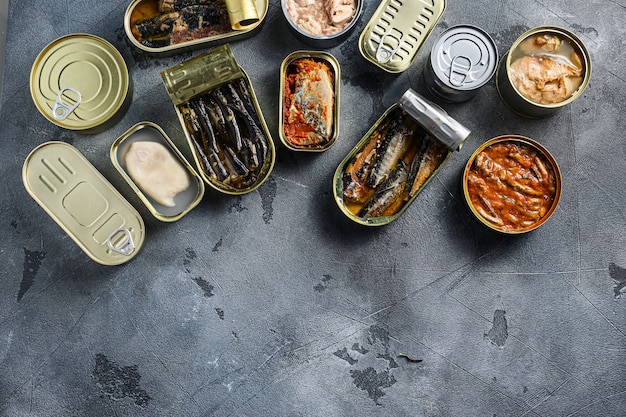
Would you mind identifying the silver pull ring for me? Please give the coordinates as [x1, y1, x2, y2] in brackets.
[376, 31, 403, 63]
[107, 228, 135, 256]
[52, 87, 81, 120]
[448, 55, 472, 87]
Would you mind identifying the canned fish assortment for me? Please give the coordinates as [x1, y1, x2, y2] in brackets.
[30, 34, 131, 133]
[496, 26, 591, 118]
[424, 25, 498, 102]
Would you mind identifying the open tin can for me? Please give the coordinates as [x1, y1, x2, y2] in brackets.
[30, 34, 131, 134]
[278, 51, 340, 152]
[23, 142, 145, 265]
[161, 44, 275, 195]
[424, 25, 498, 102]
[462, 135, 562, 234]
[496, 26, 591, 118]
[358, 0, 445, 73]
[111, 122, 205, 222]
[124, 0, 268, 55]
[333, 89, 470, 226]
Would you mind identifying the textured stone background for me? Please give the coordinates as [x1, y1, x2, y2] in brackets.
[1, 0, 625, 416]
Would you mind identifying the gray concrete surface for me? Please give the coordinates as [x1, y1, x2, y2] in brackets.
[2, 0, 626, 416]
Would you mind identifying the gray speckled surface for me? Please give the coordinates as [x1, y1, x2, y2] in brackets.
[2, 0, 626, 416]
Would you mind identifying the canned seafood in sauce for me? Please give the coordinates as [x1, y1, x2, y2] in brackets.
[358, 0, 446, 73]
[279, 51, 340, 152]
[424, 25, 498, 103]
[333, 89, 470, 226]
[30, 34, 131, 133]
[496, 26, 591, 118]
[111, 122, 205, 222]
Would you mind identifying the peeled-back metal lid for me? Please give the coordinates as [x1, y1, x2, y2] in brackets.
[429, 25, 497, 90]
[23, 141, 145, 265]
[30, 34, 129, 131]
[398, 88, 470, 150]
[358, 0, 446, 73]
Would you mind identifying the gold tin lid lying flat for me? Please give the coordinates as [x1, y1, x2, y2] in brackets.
[358, 0, 446, 73]
[23, 142, 145, 265]
[124, 0, 268, 55]
[30, 34, 130, 133]
[111, 122, 205, 222]
[278, 51, 340, 152]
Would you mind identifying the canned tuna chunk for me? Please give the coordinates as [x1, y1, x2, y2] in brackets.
[496, 26, 592, 118]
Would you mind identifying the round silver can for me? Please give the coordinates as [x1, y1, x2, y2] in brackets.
[424, 25, 498, 103]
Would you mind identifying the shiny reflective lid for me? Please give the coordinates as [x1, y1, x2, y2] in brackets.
[429, 25, 497, 90]
[30, 34, 129, 131]
[358, 0, 446, 73]
[23, 141, 145, 265]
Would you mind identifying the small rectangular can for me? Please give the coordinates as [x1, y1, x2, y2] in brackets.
[23, 142, 145, 265]
[111, 122, 205, 222]
[161, 44, 275, 195]
[496, 26, 592, 118]
[358, 0, 445, 73]
[278, 51, 340, 152]
[333, 89, 470, 226]
[124, 0, 268, 56]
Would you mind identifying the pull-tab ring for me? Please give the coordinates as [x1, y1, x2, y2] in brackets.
[448, 55, 472, 87]
[107, 228, 135, 256]
[52, 87, 81, 121]
[376, 31, 403, 63]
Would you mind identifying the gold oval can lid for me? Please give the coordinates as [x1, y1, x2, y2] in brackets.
[358, 0, 446, 73]
[30, 34, 130, 132]
[23, 141, 145, 266]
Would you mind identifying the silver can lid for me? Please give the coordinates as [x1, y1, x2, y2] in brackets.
[429, 25, 498, 91]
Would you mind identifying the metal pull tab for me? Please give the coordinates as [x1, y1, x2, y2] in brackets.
[376, 31, 403, 63]
[448, 55, 472, 87]
[107, 228, 136, 256]
[52, 87, 81, 120]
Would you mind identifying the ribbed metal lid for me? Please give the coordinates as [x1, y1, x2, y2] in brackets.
[30, 34, 129, 131]
[429, 25, 497, 90]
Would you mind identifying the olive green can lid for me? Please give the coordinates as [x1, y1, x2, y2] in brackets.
[30, 34, 129, 132]
[22, 141, 145, 265]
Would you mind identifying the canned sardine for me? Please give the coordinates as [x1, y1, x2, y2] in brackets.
[496, 26, 591, 118]
[333, 89, 470, 226]
[424, 25, 498, 103]
[279, 51, 340, 152]
[161, 44, 275, 195]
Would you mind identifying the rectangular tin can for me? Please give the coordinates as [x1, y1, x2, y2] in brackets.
[496, 26, 592, 118]
[333, 89, 470, 226]
[124, 0, 268, 56]
[23, 142, 145, 265]
[161, 44, 275, 195]
[358, 0, 445, 73]
[278, 50, 340, 152]
[111, 122, 205, 222]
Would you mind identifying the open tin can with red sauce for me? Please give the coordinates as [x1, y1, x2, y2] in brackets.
[161, 44, 275, 195]
[333, 89, 470, 226]
[462, 135, 562, 234]
[278, 50, 340, 152]
[124, 0, 268, 55]
[496, 26, 592, 118]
